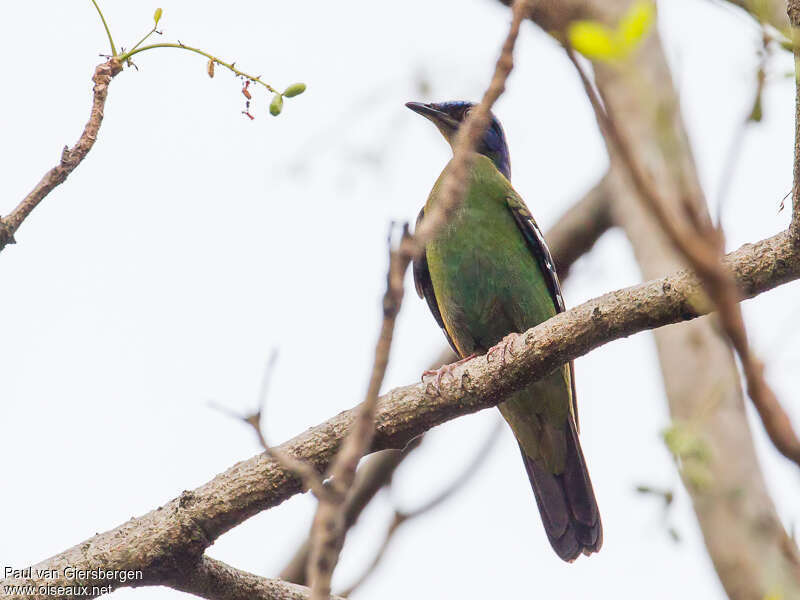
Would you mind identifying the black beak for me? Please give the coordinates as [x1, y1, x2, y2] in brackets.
[405, 102, 459, 134]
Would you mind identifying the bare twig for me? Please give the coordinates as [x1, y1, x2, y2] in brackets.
[404, 0, 534, 258]
[209, 350, 332, 503]
[306, 3, 534, 597]
[400, 418, 503, 519]
[565, 46, 800, 468]
[0, 59, 122, 252]
[306, 225, 412, 600]
[279, 440, 424, 585]
[336, 513, 403, 599]
[337, 419, 503, 597]
[279, 351, 454, 586]
[1, 229, 798, 600]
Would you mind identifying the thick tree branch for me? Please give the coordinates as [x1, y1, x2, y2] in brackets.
[0, 59, 121, 252]
[2, 228, 797, 600]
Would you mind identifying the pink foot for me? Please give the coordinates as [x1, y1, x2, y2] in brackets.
[422, 354, 477, 393]
[486, 333, 521, 366]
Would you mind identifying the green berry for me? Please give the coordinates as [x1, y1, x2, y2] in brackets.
[269, 94, 284, 116]
[283, 83, 306, 98]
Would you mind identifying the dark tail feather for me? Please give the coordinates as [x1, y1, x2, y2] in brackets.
[520, 418, 602, 562]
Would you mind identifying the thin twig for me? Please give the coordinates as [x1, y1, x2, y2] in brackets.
[336, 419, 503, 597]
[278, 438, 425, 585]
[0, 59, 122, 252]
[306, 224, 412, 599]
[404, 0, 534, 258]
[305, 4, 534, 597]
[208, 351, 333, 503]
[564, 45, 800, 467]
[118, 43, 279, 94]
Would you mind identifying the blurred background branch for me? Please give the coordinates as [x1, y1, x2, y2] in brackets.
[514, 0, 800, 596]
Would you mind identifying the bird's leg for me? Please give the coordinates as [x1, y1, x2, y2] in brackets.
[486, 332, 521, 367]
[422, 354, 477, 393]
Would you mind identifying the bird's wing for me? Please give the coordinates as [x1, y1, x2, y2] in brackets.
[505, 192, 579, 430]
[412, 207, 459, 355]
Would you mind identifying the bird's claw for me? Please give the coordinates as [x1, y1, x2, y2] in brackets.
[486, 333, 520, 367]
[421, 354, 476, 395]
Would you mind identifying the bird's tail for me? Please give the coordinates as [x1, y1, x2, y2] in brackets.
[519, 418, 602, 562]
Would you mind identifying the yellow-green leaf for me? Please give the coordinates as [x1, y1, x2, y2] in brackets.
[617, 0, 655, 51]
[154, 7, 163, 25]
[269, 94, 283, 116]
[567, 21, 619, 61]
[283, 82, 306, 98]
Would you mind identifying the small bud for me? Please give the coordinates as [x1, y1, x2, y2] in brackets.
[748, 94, 763, 122]
[154, 8, 163, 25]
[283, 83, 306, 98]
[207, 59, 215, 78]
[269, 94, 283, 116]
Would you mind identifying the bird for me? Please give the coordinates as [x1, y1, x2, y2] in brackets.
[406, 100, 602, 561]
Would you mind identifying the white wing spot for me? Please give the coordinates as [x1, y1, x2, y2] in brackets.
[527, 217, 565, 312]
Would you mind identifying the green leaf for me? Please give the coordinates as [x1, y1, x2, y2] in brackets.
[568, 21, 619, 61]
[269, 94, 284, 116]
[154, 7, 163, 25]
[617, 0, 655, 51]
[283, 82, 306, 98]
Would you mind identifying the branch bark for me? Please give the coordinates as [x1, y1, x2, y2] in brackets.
[0, 59, 121, 251]
[2, 228, 797, 600]
[163, 556, 345, 600]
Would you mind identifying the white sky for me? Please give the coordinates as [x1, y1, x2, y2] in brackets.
[2, 1, 799, 599]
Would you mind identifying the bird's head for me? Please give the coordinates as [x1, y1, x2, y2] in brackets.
[405, 100, 511, 179]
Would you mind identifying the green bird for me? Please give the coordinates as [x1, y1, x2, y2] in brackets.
[407, 100, 602, 561]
